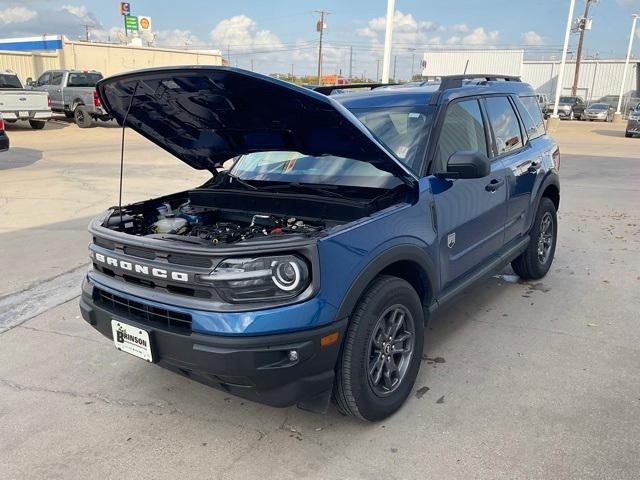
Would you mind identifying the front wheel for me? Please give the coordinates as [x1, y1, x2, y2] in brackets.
[625, 131, 633, 138]
[511, 197, 558, 280]
[333, 276, 424, 421]
[29, 120, 46, 130]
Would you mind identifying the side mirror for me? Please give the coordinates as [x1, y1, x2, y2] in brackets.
[26, 78, 34, 86]
[444, 151, 491, 179]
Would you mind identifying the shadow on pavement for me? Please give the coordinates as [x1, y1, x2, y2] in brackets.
[0, 147, 43, 170]
[591, 129, 627, 138]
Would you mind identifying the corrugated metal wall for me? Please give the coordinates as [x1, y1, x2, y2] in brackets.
[522, 60, 639, 101]
[422, 50, 525, 77]
[0, 50, 59, 82]
[0, 39, 222, 83]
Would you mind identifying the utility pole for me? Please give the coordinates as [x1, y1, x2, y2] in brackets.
[571, 0, 596, 96]
[250, 59, 254, 72]
[381, 0, 395, 83]
[314, 10, 330, 86]
[291, 63, 295, 81]
[348, 46, 353, 80]
[84, 24, 90, 42]
[410, 51, 416, 79]
[376, 59, 380, 82]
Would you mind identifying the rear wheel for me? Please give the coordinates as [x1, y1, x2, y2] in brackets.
[625, 131, 633, 138]
[74, 106, 95, 128]
[64, 111, 75, 119]
[29, 120, 46, 130]
[511, 197, 557, 280]
[333, 276, 424, 421]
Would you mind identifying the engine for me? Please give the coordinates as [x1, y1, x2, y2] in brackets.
[104, 200, 325, 246]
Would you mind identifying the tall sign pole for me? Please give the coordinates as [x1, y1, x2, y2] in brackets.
[615, 14, 639, 119]
[552, 0, 577, 120]
[381, 0, 395, 83]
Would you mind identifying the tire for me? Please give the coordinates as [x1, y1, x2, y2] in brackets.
[29, 120, 46, 130]
[625, 131, 633, 138]
[64, 111, 75, 119]
[333, 275, 424, 421]
[74, 106, 95, 128]
[511, 197, 558, 280]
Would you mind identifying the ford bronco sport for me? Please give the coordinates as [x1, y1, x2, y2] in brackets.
[80, 68, 560, 421]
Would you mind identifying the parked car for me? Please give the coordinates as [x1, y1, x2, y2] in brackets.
[80, 69, 560, 421]
[584, 102, 615, 122]
[0, 70, 51, 129]
[536, 93, 549, 117]
[28, 69, 112, 128]
[0, 115, 9, 151]
[625, 104, 640, 137]
[556, 96, 586, 120]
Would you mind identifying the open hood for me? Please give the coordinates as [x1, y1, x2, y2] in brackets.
[97, 66, 416, 185]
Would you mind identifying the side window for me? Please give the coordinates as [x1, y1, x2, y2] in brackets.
[516, 96, 545, 140]
[37, 72, 51, 86]
[436, 99, 488, 169]
[485, 96, 524, 156]
[50, 72, 63, 86]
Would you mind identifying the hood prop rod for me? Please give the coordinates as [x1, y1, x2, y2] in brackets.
[118, 81, 140, 224]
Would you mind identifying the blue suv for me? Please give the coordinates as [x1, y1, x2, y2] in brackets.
[80, 68, 560, 421]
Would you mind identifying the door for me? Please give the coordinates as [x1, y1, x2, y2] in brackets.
[34, 72, 51, 93]
[502, 95, 545, 243]
[431, 98, 508, 290]
[48, 71, 64, 110]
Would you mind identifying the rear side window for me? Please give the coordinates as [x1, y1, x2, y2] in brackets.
[517, 96, 545, 140]
[67, 72, 103, 87]
[436, 99, 488, 169]
[485, 96, 523, 156]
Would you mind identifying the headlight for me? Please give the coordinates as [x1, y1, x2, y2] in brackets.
[201, 255, 310, 303]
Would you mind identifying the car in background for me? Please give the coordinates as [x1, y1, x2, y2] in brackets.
[0, 70, 51, 129]
[0, 115, 9, 151]
[584, 103, 615, 122]
[625, 104, 640, 138]
[556, 96, 586, 120]
[28, 69, 112, 128]
[536, 93, 549, 117]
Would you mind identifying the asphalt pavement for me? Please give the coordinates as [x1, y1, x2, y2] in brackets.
[0, 118, 638, 479]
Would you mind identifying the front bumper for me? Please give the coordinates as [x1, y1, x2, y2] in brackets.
[585, 113, 607, 120]
[0, 132, 9, 151]
[627, 119, 640, 133]
[80, 277, 347, 411]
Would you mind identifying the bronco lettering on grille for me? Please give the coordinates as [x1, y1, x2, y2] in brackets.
[92, 251, 189, 282]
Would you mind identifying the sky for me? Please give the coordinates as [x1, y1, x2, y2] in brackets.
[1, 0, 640, 79]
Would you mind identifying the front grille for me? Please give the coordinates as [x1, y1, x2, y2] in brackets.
[94, 288, 192, 333]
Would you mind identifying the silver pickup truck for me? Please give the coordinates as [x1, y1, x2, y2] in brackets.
[0, 71, 51, 129]
[28, 69, 112, 128]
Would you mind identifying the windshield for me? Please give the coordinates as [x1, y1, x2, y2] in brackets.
[349, 106, 434, 172]
[590, 103, 609, 109]
[67, 72, 103, 87]
[231, 151, 401, 188]
[0, 74, 23, 89]
[559, 96, 577, 103]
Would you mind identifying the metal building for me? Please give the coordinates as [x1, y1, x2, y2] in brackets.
[422, 49, 639, 105]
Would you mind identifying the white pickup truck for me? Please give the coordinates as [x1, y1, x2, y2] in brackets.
[0, 71, 51, 129]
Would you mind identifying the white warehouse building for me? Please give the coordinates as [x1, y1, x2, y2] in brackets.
[422, 50, 640, 104]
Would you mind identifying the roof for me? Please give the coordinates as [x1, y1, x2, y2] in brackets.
[335, 77, 534, 109]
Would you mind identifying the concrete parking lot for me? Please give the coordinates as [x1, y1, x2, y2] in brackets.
[1, 119, 639, 479]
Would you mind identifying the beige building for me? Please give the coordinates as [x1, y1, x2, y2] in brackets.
[0, 35, 223, 82]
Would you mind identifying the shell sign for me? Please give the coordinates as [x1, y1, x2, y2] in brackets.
[138, 16, 151, 31]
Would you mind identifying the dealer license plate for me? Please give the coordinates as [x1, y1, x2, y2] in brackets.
[111, 320, 153, 362]
[18, 111, 29, 118]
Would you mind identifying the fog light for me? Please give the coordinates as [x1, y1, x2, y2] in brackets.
[288, 350, 299, 362]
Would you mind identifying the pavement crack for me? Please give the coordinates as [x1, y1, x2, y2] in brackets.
[16, 324, 103, 344]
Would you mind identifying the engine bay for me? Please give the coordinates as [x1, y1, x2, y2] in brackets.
[103, 199, 328, 246]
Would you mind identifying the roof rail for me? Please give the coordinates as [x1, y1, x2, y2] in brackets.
[313, 82, 398, 95]
[429, 74, 521, 105]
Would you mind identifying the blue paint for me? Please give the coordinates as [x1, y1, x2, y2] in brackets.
[0, 39, 63, 51]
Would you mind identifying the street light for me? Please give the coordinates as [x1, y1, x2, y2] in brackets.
[381, 0, 395, 84]
[550, 0, 577, 125]
[615, 14, 639, 120]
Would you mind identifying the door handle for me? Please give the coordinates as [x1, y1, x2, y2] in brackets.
[485, 178, 505, 192]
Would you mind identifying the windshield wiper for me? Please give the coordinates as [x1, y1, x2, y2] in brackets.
[261, 182, 351, 200]
[224, 171, 259, 190]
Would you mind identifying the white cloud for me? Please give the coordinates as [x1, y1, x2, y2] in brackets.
[458, 27, 499, 45]
[522, 30, 545, 45]
[210, 15, 282, 53]
[356, 10, 442, 46]
[451, 23, 469, 33]
[0, 6, 37, 24]
[153, 29, 205, 48]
